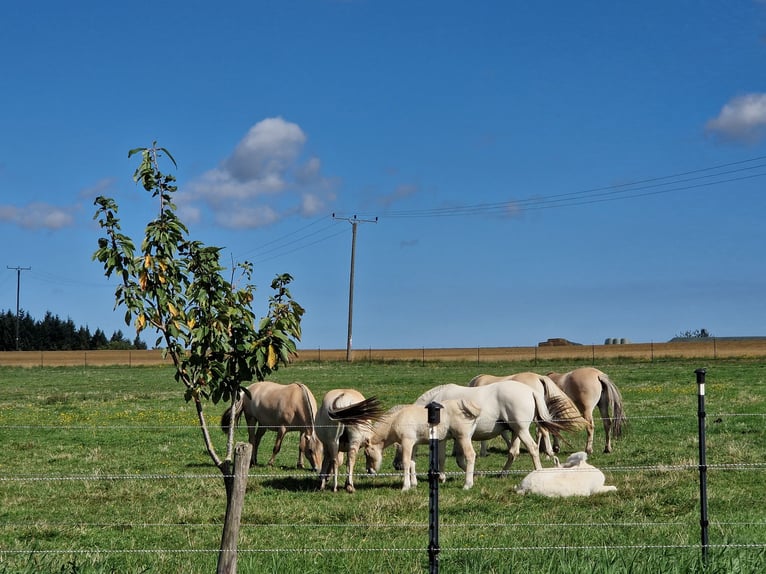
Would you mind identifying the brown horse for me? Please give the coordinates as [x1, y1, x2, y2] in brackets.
[221, 381, 321, 469]
[546, 367, 626, 454]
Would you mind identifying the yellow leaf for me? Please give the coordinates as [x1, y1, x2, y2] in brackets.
[136, 314, 146, 330]
[167, 302, 178, 317]
[139, 272, 148, 291]
[187, 317, 196, 329]
[144, 254, 152, 268]
[267, 345, 277, 369]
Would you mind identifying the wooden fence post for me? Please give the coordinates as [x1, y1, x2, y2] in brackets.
[217, 441, 253, 574]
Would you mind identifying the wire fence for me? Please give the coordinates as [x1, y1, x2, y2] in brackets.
[1, 413, 765, 572]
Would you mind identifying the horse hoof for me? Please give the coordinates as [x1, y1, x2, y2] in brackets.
[345, 484, 355, 494]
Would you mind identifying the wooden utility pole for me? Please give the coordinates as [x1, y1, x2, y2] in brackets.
[333, 214, 377, 362]
[7, 266, 31, 350]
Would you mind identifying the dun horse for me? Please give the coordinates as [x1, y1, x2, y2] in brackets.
[546, 367, 627, 453]
[221, 381, 321, 469]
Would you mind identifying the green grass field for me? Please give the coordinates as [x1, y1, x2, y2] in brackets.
[1, 359, 764, 573]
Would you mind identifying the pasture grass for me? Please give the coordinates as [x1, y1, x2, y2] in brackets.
[0, 359, 764, 573]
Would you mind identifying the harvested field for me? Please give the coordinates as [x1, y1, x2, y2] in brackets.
[1, 339, 765, 367]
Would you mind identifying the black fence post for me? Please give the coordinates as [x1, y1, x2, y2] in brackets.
[695, 368, 709, 564]
[427, 401, 443, 574]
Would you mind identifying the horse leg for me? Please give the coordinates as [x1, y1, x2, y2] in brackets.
[502, 435, 521, 473]
[517, 427, 543, 470]
[539, 427, 554, 458]
[297, 432, 306, 469]
[401, 440, 415, 491]
[250, 426, 267, 466]
[457, 437, 476, 489]
[438, 440, 447, 483]
[319, 443, 338, 491]
[345, 445, 359, 493]
[266, 426, 287, 467]
[597, 397, 613, 453]
[583, 412, 595, 454]
[479, 440, 489, 457]
[393, 443, 404, 471]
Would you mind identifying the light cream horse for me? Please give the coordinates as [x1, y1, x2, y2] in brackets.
[221, 381, 321, 469]
[468, 372, 581, 456]
[364, 399, 481, 490]
[546, 367, 627, 454]
[315, 389, 386, 493]
[414, 381, 584, 472]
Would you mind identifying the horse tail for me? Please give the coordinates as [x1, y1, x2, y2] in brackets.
[328, 396, 386, 427]
[535, 393, 588, 438]
[296, 383, 317, 437]
[536, 375, 552, 400]
[458, 399, 481, 420]
[599, 374, 627, 438]
[220, 388, 246, 434]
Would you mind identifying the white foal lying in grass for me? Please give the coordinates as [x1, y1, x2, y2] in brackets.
[515, 452, 617, 497]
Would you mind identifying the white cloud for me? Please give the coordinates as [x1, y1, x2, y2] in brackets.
[187, 117, 337, 228]
[0, 202, 75, 230]
[706, 93, 766, 143]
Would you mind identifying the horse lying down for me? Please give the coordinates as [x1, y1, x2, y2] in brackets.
[364, 399, 481, 491]
[515, 452, 617, 497]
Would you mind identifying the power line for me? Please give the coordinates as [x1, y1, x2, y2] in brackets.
[7, 265, 31, 351]
[383, 155, 766, 218]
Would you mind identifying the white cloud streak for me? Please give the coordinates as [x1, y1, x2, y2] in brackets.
[706, 93, 766, 144]
[0, 202, 75, 230]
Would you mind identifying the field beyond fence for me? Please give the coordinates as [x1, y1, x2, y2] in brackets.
[1, 359, 765, 573]
[2, 338, 766, 367]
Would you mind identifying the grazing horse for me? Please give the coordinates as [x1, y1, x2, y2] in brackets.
[221, 381, 321, 469]
[468, 371, 580, 457]
[315, 389, 385, 493]
[414, 381, 584, 471]
[364, 399, 482, 490]
[546, 367, 627, 454]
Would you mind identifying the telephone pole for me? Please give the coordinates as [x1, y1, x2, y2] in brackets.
[333, 214, 377, 362]
[7, 265, 31, 351]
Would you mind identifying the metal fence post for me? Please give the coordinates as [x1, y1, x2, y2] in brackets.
[695, 368, 709, 564]
[427, 401, 443, 574]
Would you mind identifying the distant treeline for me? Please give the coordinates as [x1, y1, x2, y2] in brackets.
[0, 309, 146, 352]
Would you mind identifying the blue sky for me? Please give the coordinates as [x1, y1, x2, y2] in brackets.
[1, 1, 765, 350]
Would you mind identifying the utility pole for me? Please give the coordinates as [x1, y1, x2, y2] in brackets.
[7, 266, 31, 351]
[333, 214, 377, 362]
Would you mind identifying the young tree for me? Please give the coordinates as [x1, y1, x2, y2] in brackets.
[93, 143, 304, 572]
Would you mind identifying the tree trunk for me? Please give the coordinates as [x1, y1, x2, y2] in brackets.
[217, 441, 252, 574]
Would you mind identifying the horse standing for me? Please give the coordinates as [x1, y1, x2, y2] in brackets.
[220, 381, 321, 469]
[315, 389, 385, 493]
[364, 399, 481, 490]
[414, 381, 584, 471]
[546, 367, 626, 454]
[468, 371, 579, 457]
